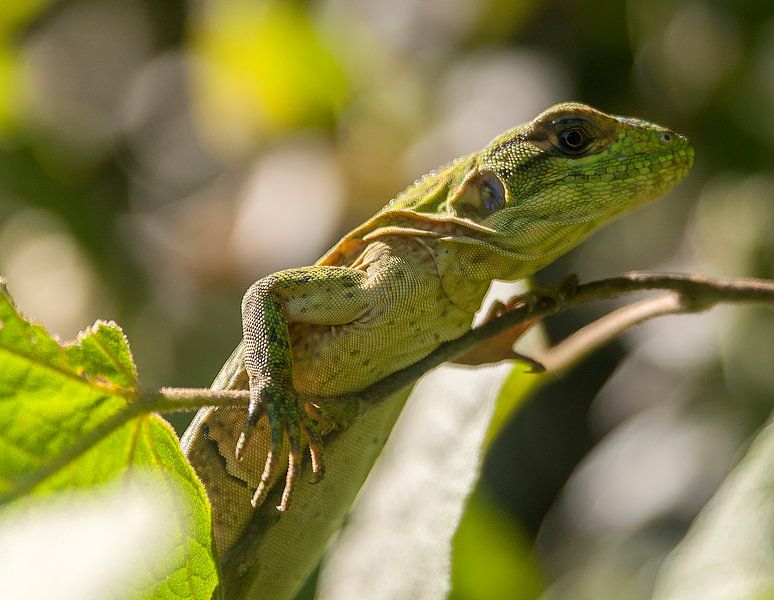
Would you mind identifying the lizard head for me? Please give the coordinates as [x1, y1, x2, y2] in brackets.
[447, 102, 695, 254]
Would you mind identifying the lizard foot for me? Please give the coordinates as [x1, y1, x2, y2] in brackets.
[458, 277, 579, 371]
[235, 384, 328, 511]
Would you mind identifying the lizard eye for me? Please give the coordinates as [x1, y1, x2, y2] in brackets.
[558, 127, 590, 154]
[479, 171, 506, 212]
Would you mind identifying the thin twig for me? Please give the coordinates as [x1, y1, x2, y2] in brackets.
[536, 293, 685, 373]
[154, 388, 250, 412]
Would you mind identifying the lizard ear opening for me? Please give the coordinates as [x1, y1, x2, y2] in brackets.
[450, 170, 506, 218]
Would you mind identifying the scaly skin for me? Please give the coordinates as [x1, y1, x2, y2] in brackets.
[182, 103, 694, 558]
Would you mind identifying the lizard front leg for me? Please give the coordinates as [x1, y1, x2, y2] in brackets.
[238, 266, 370, 511]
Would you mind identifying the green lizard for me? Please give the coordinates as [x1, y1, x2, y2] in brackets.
[181, 103, 694, 578]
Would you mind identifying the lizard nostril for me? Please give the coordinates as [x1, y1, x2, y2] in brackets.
[659, 132, 673, 145]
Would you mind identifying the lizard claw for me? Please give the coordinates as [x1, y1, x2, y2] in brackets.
[249, 408, 284, 508]
[239, 382, 327, 511]
[235, 401, 265, 462]
[302, 402, 327, 484]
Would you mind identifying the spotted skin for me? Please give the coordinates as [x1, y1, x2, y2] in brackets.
[182, 103, 694, 553]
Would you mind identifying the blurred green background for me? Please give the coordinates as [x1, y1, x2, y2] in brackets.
[0, 0, 771, 598]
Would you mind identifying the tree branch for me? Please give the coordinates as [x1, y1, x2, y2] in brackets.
[154, 272, 774, 422]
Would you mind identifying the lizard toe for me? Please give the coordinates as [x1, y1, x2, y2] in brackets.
[301, 410, 326, 484]
[277, 419, 303, 511]
[250, 408, 285, 508]
[236, 389, 267, 461]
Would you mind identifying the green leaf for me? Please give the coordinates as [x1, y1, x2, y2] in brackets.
[652, 418, 774, 600]
[450, 491, 545, 600]
[0, 281, 218, 600]
[316, 362, 544, 599]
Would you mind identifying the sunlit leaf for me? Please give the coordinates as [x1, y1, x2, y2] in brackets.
[1, 482, 201, 600]
[0, 281, 218, 600]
